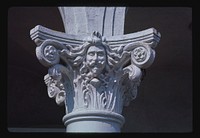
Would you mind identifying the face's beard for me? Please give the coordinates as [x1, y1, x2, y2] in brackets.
[88, 60, 105, 77]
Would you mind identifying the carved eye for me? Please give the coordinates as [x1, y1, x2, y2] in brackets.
[98, 52, 104, 57]
[88, 52, 95, 56]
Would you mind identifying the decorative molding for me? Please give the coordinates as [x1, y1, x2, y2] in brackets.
[30, 25, 160, 48]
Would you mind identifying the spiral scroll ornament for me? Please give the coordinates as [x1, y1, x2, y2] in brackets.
[35, 40, 65, 67]
[130, 44, 155, 69]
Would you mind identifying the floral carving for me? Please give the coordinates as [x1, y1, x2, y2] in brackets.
[133, 47, 147, 62]
[43, 45, 57, 61]
[44, 68, 66, 105]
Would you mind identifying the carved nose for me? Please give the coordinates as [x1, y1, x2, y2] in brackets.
[93, 53, 98, 61]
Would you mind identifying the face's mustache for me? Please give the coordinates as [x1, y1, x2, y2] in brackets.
[89, 60, 105, 67]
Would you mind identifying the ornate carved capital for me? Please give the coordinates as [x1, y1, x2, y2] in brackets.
[30, 7, 161, 132]
[35, 31, 157, 115]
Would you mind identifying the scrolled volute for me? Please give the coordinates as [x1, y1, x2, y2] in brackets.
[123, 42, 155, 69]
[35, 39, 66, 67]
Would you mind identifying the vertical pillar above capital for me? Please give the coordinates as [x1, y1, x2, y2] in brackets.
[58, 7, 126, 37]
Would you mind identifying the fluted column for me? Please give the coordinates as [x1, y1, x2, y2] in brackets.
[30, 7, 161, 132]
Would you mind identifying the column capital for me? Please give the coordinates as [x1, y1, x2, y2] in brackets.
[30, 7, 161, 132]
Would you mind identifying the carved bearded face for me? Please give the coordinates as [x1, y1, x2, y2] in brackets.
[86, 45, 106, 77]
